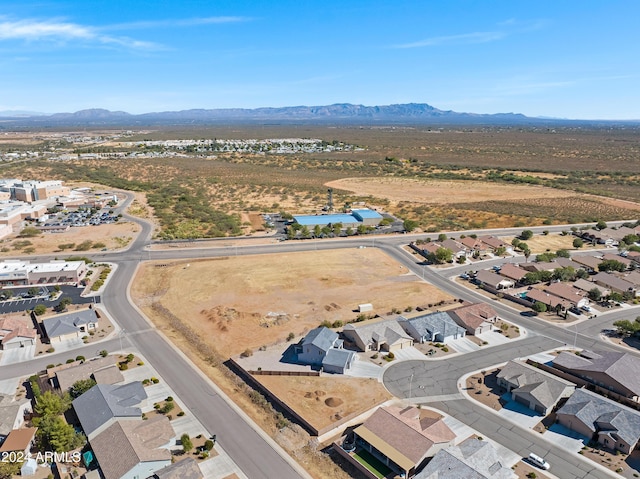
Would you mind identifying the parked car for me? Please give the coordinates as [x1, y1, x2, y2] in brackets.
[528, 453, 550, 470]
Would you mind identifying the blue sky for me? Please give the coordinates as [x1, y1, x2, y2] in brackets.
[1, 0, 638, 119]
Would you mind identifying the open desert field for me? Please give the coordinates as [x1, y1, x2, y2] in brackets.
[131, 248, 452, 357]
[0, 220, 140, 257]
[255, 375, 390, 431]
[326, 177, 576, 204]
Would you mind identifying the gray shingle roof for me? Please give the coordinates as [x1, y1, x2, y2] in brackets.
[558, 388, 640, 446]
[553, 350, 640, 397]
[154, 457, 202, 479]
[343, 319, 412, 349]
[497, 361, 574, 410]
[400, 312, 465, 340]
[302, 327, 338, 353]
[414, 438, 514, 479]
[73, 382, 147, 438]
[42, 309, 98, 338]
[322, 348, 356, 369]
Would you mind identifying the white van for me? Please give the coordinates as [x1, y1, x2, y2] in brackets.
[528, 453, 550, 470]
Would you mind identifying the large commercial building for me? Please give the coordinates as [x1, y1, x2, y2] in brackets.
[293, 208, 383, 229]
[0, 259, 87, 286]
[0, 180, 70, 203]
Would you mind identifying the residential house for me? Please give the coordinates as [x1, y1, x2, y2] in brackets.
[414, 437, 515, 479]
[352, 406, 455, 478]
[73, 382, 147, 440]
[0, 395, 32, 443]
[478, 235, 509, 253]
[0, 317, 36, 350]
[475, 270, 514, 290]
[41, 308, 99, 343]
[497, 264, 528, 283]
[543, 283, 589, 309]
[296, 327, 356, 373]
[343, 319, 413, 352]
[399, 312, 466, 343]
[525, 288, 571, 311]
[553, 350, 640, 400]
[447, 302, 498, 336]
[592, 272, 636, 296]
[420, 242, 443, 256]
[521, 261, 560, 273]
[441, 239, 468, 257]
[297, 327, 342, 366]
[90, 417, 174, 479]
[496, 361, 575, 415]
[572, 255, 604, 273]
[153, 457, 203, 479]
[0, 427, 37, 456]
[573, 279, 609, 297]
[459, 237, 487, 256]
[556, 388, 640, 454]
[625, 271, 640, 289]
[50, 355, 121, 391]
[555, 257, 587, 271]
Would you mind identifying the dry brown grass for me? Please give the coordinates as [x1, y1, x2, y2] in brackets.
[501, 233, 581, 254]
[131, 248, 452, 357]
[255, 375, 390, 430]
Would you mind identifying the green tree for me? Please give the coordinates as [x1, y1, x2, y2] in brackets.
[300, 225, 311, 239]
[0, 461, 22, 478]
[438, 233, 447, 242]
[613, 318, 640, 337]
[511, 238, 521, 249]
[595, 220, 607, 230]
[19, 226, 42, 237]
[28, 287, 39, 296]
[532, 301, 548, 313]
[434, 247, 454, 264]
[36, 415, 85, 452]
[313, 225, 321, 238]
[588, 288, 602, 302]
[556, 249, 571, 258]
[181, 433, 193, 453]
[204, 439, 214, 451]
[494, 246, 507, 257]
[55, 297, 72, 312]
[33, 304, 47, 316]
[573, 238, 584, 248]
[608, 292, 624, 302]
[520, 230, 533, 240]
[403, 219, 418, 232]
[70, 379, 96, 398]
[331, 222, 342, 235]
[552, 266, 576, 282]
[35, 391, 71, 417]
[598, 259, 626, 272]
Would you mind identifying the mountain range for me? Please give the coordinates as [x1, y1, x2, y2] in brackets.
[0, 103, 633, 127]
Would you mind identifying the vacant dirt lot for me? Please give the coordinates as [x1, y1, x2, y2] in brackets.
[326, 177, 576, 205]
[255, 375, 390, 431]
[0, 221, 140, 257]
[131, 248, 452, 357]
[501, 233, 585, 254]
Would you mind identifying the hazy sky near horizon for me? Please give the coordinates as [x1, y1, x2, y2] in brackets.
[1, 0, 638, 119]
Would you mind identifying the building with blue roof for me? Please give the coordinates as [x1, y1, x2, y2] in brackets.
[292, 208, 383, 229]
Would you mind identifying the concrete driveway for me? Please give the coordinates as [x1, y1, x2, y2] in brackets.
[0, 345, 36, 365]
[449, 337, 481, 353]
[392, 347, 427, 361]
[345, 358, 382, 379]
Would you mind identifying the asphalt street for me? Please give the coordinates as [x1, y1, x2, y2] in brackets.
[3, 191, 636, 479]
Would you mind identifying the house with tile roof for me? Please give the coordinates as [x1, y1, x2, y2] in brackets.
[0, 317, 36, 350]
[525, 288, 571, 311]
[475, 270, 514, 290]
[73, 382, 147, 439]
[399, 312, 466, 343]
[593, 272, 636, 296]
[414, 437, 515, 479]
[556, 388, 640, 454]
[572, 279, 609, 297]
[343, 319, 413, 352]
[543, 282, 589, 309]
[41, 308, 99, 342]
[90, 416, 174, 479]
[497, 361, 575, 415]
[448, 302, 498, 335]
[497, 263, 528, 283]
[478, 235, 509, 252]
[352, 406, 455, 478]
[572, 255, 604, 272]
[553, 350, 640, 400]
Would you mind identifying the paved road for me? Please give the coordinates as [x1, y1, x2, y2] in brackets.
[4, 194, 636, 479]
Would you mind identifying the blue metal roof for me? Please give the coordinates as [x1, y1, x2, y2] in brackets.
[293, 214, 359, 226]
[351, 209, 383, 220]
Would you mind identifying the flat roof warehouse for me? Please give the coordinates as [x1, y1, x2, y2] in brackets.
[293, 209, 383, 228]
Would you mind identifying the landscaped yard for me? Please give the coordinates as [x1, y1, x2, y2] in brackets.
[352, 448, 393, 479]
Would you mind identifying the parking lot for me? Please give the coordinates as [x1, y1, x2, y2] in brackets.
[0, 285, 98, 314]
[40, 206, 119, 229]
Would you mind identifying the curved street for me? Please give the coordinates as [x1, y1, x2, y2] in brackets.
[2, 192, 637, 479]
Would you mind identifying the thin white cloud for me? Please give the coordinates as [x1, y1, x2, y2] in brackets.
[0, 18, 161, 49]
[395, 31, 506, 49]
[104, 16, 251, 31]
